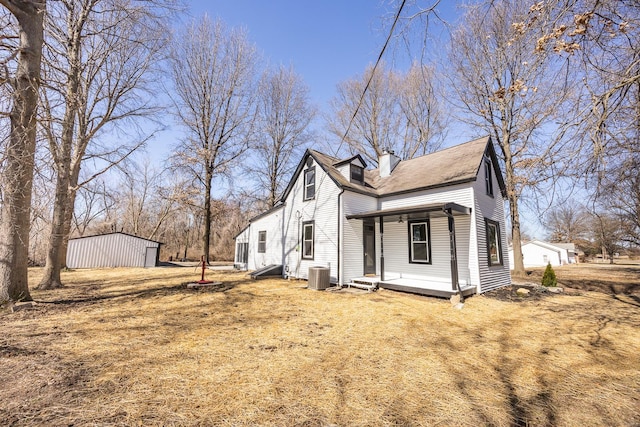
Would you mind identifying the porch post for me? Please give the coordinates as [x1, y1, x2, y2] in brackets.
[447, 209, 459, 291]
[379, 215, 384, 281]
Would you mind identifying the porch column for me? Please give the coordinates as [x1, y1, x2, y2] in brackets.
[447, 209, 459, 291]
[379, 215, 384, 281]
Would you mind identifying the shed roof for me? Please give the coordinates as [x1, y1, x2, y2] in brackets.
[68, 231, 163, 245]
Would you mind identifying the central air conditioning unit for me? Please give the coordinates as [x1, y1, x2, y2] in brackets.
[308, 266, 330, 290]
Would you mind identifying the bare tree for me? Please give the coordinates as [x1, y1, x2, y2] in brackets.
[0, 0, 45, 304]
[71, 178, 115, 237]
[252, 65, 315, 208]
[117, 162, 184, 241]
[530, 1, 639, 181]
[599, 154, 640, 247]
[398, 63, 446, 157]
[328, 61, 445, 164]
[36, 0, 172, 289]
[448, 0, 574, 274]
[590, 210, 625, 263]
[328, 62, 399, 163]
[545, 202, 590, 243]
[169, 15, 258, 263]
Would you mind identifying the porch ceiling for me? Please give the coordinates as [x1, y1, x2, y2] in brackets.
[345, 202, 471, 221]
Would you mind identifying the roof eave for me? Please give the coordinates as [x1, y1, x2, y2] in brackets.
[375, 177, 477, 198]
[346, 202, 471, 220]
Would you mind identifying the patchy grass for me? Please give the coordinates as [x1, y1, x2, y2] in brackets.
[1, 265, 639, 426]
[513, 262, 640, 297]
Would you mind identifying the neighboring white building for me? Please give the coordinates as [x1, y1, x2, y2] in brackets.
[67, 232, 162, 268]
[508, 240, 578, 269]
[235, 136, 511, 297]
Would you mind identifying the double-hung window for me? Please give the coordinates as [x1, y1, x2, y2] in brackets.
[409, 220, 431, 264]
[304, 167, 315, 200]
[257, 231, 266, 253]
[302, 221, 314, 259]
[485, 218, 502, 266]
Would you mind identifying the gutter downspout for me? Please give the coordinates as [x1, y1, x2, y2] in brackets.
[444, 208, 463, 302]
[337, 189, 344, 287]
[295, 210, 302, 279]
[379, 215, 384, 282]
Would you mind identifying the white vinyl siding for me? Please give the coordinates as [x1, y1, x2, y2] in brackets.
[383, 217, 452, 283]
[380, 183, 474, 211]
[342, 191, 378, 284]
[283, 157, 340, 283]
[245, 206, 284, 271]
[380, 184, 476, 288]
[453, 215, 473, 287]
[473, 163, 511, 292]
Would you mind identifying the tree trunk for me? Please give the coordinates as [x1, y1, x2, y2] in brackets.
[500, 127, 525, 275]
[202, 167, 213, 263]
[504, 157, 525, 274]
[36, 168, 70, 289]
[0, 1, 45, 304]
[38, 28, 81, 289]
[59, 167, 81, 268]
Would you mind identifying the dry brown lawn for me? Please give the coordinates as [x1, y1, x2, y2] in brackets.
[1, 264, 639, 426]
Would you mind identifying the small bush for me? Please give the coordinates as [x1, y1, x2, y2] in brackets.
[542, 263, 557, 287]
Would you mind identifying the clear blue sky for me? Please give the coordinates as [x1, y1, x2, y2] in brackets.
[186, 0, 455, 111]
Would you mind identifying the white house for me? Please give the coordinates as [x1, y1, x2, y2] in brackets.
[508, 240, 578, 269]
[235, 136, 511, 297]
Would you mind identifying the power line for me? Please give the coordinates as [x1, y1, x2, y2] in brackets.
[336, 0, 407, 156]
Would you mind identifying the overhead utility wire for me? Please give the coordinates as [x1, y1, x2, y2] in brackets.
[336, 0, 407, 155]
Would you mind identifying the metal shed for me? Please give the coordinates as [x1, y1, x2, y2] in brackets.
[67, 232, 162, 268]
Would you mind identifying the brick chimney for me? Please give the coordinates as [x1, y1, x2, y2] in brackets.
[379, 148, 400, 178]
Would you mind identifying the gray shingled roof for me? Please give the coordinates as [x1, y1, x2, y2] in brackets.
[309, 136, 500, 197]
[308, 150, 378, 196]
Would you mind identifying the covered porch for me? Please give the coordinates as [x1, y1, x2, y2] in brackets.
[345, 202, 475, 298]
[347, 275, 476, 298]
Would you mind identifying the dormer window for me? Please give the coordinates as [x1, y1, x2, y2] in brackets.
[350, 164, 364, 185]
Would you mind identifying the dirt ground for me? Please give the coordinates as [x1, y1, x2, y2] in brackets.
[1, 264, 639, 426]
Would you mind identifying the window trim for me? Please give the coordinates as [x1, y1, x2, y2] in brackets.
[484, 157, 494, 197]
[350, 163, 364, 185]
[485, 218, 503, 266]
[408, 219, 431, 264]
[257, 230, 266, 253]
[236, 242, 248, 264]
[302, 220, 314, 260]
[303, 167, 316, 201]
